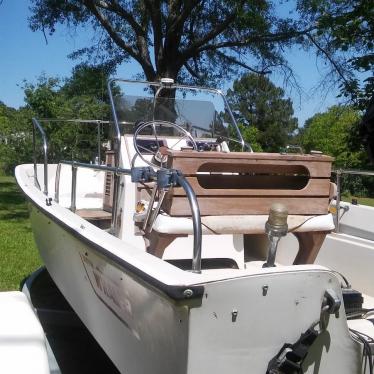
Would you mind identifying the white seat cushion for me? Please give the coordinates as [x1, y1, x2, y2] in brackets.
[152, 213, 335, 235]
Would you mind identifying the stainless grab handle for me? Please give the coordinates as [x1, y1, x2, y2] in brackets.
[176, 174, 202, 274]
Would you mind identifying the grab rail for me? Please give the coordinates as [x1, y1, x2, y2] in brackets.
[31, 117, 123, 233]
[37, 119, 108, 164]
[107, 80, 123, 237]
[333, 169, 374, 232]
[59, 160, 131, 175]
[54, 163, 62, 203]
[32, 118, 49, 195]
[56, 161, 203, 272]
[31, 118, 110, 196]
[57, 161, 131, 232]
[176, 173, 202, 273]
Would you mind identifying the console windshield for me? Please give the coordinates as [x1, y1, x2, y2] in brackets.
[108, 79, 244, 147]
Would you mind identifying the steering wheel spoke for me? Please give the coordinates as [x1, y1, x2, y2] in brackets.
[133, 120, 197, 169]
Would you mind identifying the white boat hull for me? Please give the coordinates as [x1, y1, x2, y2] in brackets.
[20, 78, 374, 373]
[15, 161, 373, 373]
[29, 205, 189, 373]
[27, 203, 363, 373]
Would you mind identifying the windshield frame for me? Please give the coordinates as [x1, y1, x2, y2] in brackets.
[107, 78, 246, 150]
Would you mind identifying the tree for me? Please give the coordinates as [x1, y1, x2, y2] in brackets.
[29, 1, 373, 110]
[28, 0, 315, 86]
[297, 0, 374, 109]
[23, 75, 62, 118]
[300, 105, 367, 168]
[0, 103, 35, 174]
[359, 95, 374, 163]
[0, 68, 111, 174]
[61, 64, 111, 102]
[237, 124, 263, 152]
[23, 72, 110, 163]
[226, 73, 298, 152]
[300, 105, 373, 197]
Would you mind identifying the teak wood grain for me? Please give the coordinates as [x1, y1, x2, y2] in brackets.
[164, 150, 333, 162]
[165, 150, 332, 177]
[160, 150, 333, 216]
[76, 209, 112, 220]
[169, 158, 331, 178]
[164, 197, 330, 216]
[170, 177, 330, 197]
[293, 231, 329, 264]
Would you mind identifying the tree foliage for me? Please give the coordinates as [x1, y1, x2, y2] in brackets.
[238, 124, 263, 152]
[61, 64, 111, 102]
[299, 105, 373, 196]
[28, 0, 373, 109]
[227, 73, 298, 152]
[0, 66, 111, 174]
[28, 0, 314, 86]
[23, 72, 109, 119]
[297, 0, 374, 109]
[299, 105, 367, 168]
[0, 104, 35, 174]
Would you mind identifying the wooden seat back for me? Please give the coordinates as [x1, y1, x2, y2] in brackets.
[162, 150, 334, 216]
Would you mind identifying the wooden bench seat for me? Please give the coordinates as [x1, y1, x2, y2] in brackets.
[163, 150, 333, 216]
[136, 149, 335, 264]
[76, 209, 112, 229]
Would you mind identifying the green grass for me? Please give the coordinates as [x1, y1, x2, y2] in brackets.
[341, 194, 374, 207]
[0, 176, 42, 290]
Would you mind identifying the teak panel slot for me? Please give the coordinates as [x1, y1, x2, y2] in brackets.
[161, 150, 333, 216]
[171, 177, 330, 197]
[196, 174, 309, 190]
[170, 158, 331, 178]
[197, 163, 309, 175]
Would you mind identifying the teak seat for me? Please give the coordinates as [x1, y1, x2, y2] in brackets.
[162, 150, 334, 216]
[139, 149, 335, 264]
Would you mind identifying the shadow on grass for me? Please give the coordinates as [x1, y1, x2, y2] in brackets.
[0, 176, 41, 291]
[0, 182, 18, 189]
[0, 178, 30, 220]
[0, 211, 31, 221]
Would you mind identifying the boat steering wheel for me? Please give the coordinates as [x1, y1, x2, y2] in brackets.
[133, 120, 198, 169]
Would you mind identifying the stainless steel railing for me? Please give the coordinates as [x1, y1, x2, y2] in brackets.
[107, 80, 123, 238]
[30, 117, 142, 237]
[32, 118, 49, 195]
[56, 161, 131, 228]
[54, 163, 62, 204]
[55, 161, 202, 272]
[176, 173, 202, 273]
[35, 119, 108, 164]
[59, 160, 128, 237]
[32, 118, 112, 196]
[333, 169, 374, 232]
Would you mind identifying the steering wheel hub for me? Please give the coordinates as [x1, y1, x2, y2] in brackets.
[133, 120, 197, 169]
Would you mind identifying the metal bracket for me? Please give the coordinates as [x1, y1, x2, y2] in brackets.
[156, 169, 179, 189]
[323, 288, 341, 317]
[131, 167, 156, 183]
[266, 328, 319, 374]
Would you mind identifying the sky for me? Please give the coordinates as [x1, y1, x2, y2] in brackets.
[0, 0, 341, 126]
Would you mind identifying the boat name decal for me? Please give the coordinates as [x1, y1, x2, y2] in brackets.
[80, 254, 140, 340]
